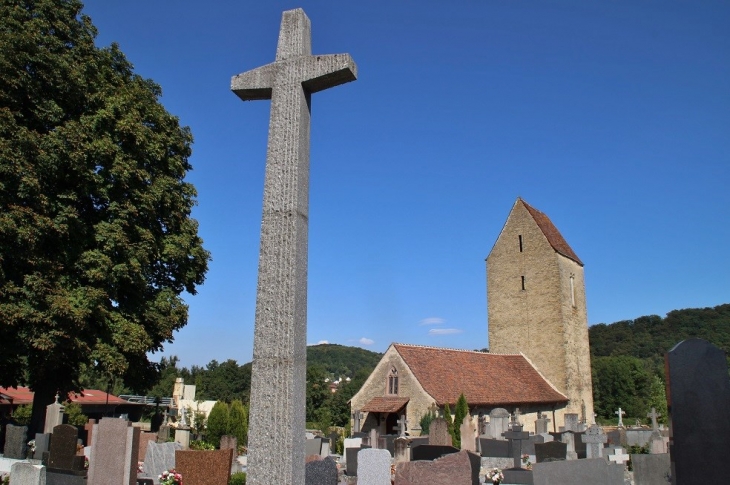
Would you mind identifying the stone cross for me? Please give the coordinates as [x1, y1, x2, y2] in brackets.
[394, 415, 408, 438]
[352, 410, 364, 434]
[615, 407, 626, 427]
[512, 408, 521, 426]
[581, 424, 608, 458]
[231, 9, 356, 485]
[502, 423, 530, 469]
[647, 408, 661, 430]
[608, 447, 630, 466]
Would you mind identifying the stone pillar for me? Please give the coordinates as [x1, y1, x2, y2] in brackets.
[394, 437, 409, 464]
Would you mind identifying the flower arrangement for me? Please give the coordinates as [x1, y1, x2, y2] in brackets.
[159, 469, 183, 485]
[521, 453, 532, 470]
[485, 467, 504, 484]
[84, 456, 89, 470]
[27, 439, 36, 458]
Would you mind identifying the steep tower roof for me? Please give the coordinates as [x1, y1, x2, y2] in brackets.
[518, 198, 583, 266]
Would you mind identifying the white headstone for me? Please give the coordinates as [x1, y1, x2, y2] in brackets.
[357, 449, 391, 485]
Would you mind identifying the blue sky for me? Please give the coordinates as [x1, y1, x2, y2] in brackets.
[82, 1, 729, 369]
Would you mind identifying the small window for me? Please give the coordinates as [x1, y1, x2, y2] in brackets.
[570, 275, 576, 307]
[521, 276, 526, 291]
[388, 366, 399, 395]
[518, 235, 523, 252]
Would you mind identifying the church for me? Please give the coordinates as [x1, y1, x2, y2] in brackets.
[349, 198, 594, 435]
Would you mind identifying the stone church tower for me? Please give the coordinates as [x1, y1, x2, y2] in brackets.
[487, 198, 594, 426]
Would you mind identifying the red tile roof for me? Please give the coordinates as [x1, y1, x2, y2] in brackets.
[393, 344, 568, 407]
[362, 396, 410, 413]
[0, 387, 133, 406]
[519, 198, 583, 266]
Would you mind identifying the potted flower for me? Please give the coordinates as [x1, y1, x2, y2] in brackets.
[485, 467, 504, 484]
[159, 469, 183, 485]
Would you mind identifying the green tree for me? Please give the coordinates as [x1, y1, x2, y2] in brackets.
[12, 405, 32, 425]
[0, 0, 210, 435]
[453, 393, 469, 448]
[419, 409, 435, 435]
[592, 356, 653, 421]
[647, 375, 668, 425]
[206, 401, 230, 448]
[64, 401, 88, 426]
[306, 365, 329, 424]
[229, 399, 248, 446]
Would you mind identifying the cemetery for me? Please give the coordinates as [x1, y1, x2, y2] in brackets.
[0, 3, 728, 485]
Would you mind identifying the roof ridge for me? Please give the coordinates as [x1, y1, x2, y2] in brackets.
[394, 343, 489, 354]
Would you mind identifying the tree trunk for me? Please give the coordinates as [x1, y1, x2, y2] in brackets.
[29, 380, 57, 437]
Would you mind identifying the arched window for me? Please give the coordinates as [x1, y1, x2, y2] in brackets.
[387, 366, 399, 395]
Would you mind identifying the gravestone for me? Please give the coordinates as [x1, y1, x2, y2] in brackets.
[631, 453, 671, 485]
[142, 441, 181, 484]
[44, 396, 64, 435]
[231, 8, 357, 485]
[10, 462, 46, 485]
[647, 408, 661, 431]
[665, 338, 730, 485]
[607, 447, 630, 467]
[368, 429, 378, 449]
[478, 438, 510, 458]
[175, 449, 233, 485]
[394, 437, 409, 463]
[572, 431, 587, 459]
[4, 424, 28, 459]
[563, 414, 579, 432]
[46, 425, 84, 472]
[502, 423, 529, 469]
[174, 428, 190, 449]
[87, 418, 140, 485]
[327, 431, 339, 451]
[532, 458, 624, 485]
[33, 433, 51, 460]
[615, 408, 626, 427]
[219, 435, 238, 468]
[459, 416, 476, 452]
[534, 413, 550, 435]
[649, 430, 666, 454]
[625, 428, 653, 447]
[156, 425, 170, 443]
[344, 445, 369, 476]
[305, 438, 322, 457]
[304, 456, 337, 485]
[534, 441, 567, 463]
[394, 450, 480, 485]
[428, 418, 451, 446]
[581, 424, 607, 459]
[357, 449, 391, 485]
[83, 420, 96, 447]
[489, 408, 510, 440]
[138, 432, 158, 462]
[352, 410, 363, 434]
[410, 444, 459, 462]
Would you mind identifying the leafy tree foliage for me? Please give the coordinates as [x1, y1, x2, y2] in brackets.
[305, 344, 382, 378]
[592, 356, 653, 421]
[229, 399, 248, 446]
[0, 0, 209, 434]
[419, 409, 435, 435]
[443, 403, 455, 444]
[453, 393, 469, 448]
[205, 401, 230, 448]
[64, 401, 88, 426]
[306, 364, 330, 425]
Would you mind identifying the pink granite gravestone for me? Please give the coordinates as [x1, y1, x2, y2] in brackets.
[87, 418, 140, 485]
[175, 449, 233, 485]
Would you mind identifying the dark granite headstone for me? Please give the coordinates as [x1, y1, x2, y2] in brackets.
[535, 441, 567, 463]
[522, 435, 538, 455]
[533, 458, 624, 485]
[571, 431, 587, 459]
[3, 424, 28, 459]
[666, 338, 730, 485]
[305, 456, 338, 485]
[380, 434, 397, 456]
[479, 438, 511, 458]
[47, 425, 85, 473]
[34, 432, 52, 460]
[345, 445, 370, 476]
[631, 454, 671, 485]
[410, 444, 459, 461]
[328, 431, 339, 451]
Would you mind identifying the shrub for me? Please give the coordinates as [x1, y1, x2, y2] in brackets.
[229, 472, 246, 485]
[206, 401, 230, 448]
[64, 402, 89, 426]
[229, 400, 248, 446]
[12, 405, 32, 425]
[189, 440, 215, 450]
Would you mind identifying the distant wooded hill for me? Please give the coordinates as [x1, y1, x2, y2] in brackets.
[306, 343, 382, 378]
[589, 303, 730, 369]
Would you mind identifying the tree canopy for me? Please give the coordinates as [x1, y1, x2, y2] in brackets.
[0, 0, 209, 433]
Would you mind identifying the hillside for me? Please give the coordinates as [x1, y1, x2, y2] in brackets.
[306, 343, 382, 378]
[589, 303, 730, 367]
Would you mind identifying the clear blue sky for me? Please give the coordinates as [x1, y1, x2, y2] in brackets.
[82, 1, 729, 369]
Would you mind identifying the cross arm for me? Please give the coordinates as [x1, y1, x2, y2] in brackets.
[231, 63, 277, 101]
[300, 53, 357, 93]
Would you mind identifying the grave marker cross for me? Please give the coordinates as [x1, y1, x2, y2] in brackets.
[608, 447, 631, 466]
[615, 407, 626, 427]
[394, 415, 408, 438]
[502, 424, 530, 469]
[647, 407, 661, 431]
[231, 9, 356, 485]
